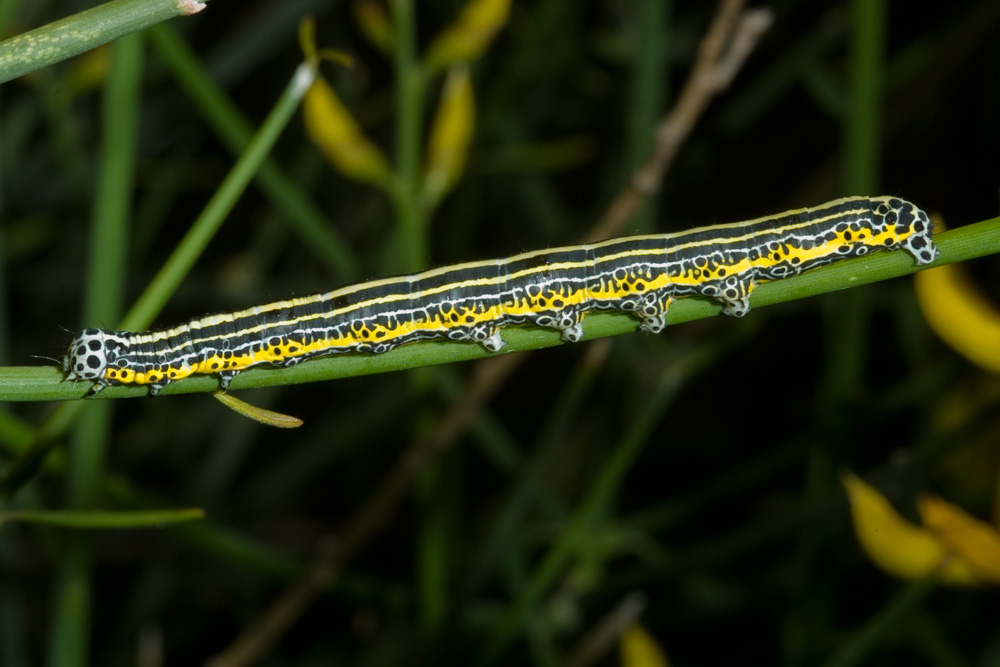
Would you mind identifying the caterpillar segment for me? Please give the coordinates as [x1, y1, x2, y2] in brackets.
[63, 196, 939, 395]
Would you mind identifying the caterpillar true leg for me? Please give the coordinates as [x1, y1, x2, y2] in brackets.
[717, 276, 756, 318]
[638, 293, 674, 333]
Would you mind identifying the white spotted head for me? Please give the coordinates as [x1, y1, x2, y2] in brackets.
[900, 201, 941, 265]
[871, 196, 940, 266]
[63, 328, 130, 381]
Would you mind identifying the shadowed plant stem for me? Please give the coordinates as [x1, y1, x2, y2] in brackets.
[389, 0, 427, 273]
[475, 347, 717, 666]
[48, 31, 143, 667]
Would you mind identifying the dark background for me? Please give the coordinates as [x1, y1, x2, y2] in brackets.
[2, 1, 999, 665]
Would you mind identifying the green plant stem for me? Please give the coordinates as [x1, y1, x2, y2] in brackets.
[625, 0, 669, 234]
[2, 508, 204, 528]
[0, 0, 206, 84]
[825, 0, 885, 412]
[120, 60, 316, 332]
[475, 346, 714, 666]
[0, 58, 314, 501]
[463, 350, 605, 595]
[389, 0, 427, 273]
[48, 31, 143, 667]
[1, 214, 998, 402]
[416, 458, 450, 633]
[821, 576, 938, 667]
[792, 7, 887, 659]
[148, 24, 359, 281]
[845, 0, 885, 193]
[0, 403, 85, 498]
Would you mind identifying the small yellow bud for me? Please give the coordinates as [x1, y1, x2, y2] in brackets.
[423, 65, 475, 208]
[303, 76, 393, 189]
[620, 624, 672, 667]
[919, 495, 1000, 583]
[423, 0, 510, 76]
[353, 0, 394, 54]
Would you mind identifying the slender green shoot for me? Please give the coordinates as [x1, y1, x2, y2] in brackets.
[389, 0, 427, 273]
[1, 507, 205, 529]
[120, 61, 317, 332]
[0, 0, 207, 84]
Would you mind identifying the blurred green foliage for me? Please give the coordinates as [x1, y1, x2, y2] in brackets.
[2, 1, 1000, 665]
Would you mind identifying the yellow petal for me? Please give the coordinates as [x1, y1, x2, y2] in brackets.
[422, 0, 510, 76]
[919, 496, 1000, 583]
[212, 392, 303, 429]
[423, 65, 475, 208]
[915, 261, 1000, 374]
[620, 624, 671, 667]
[303, 76, 393, 189]
[841, 472, 981, 585]
[353, 0, 394, 54]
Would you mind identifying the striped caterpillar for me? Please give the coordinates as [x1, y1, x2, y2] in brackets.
[64, 196, 939, 395]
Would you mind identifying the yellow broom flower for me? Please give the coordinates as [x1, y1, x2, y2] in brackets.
[915, 219, 1000, 374]
[422, 0, 510, 76]
[423, 64, 475, 209]
[620, 623, 672, 667]
[842, 471, 996, 586]
[303, 75, 393, 190]
[353, 0, 394, 55]
[918, 495, 1000, 583]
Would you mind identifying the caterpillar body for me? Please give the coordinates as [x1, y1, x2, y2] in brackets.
[64, 196, 939, 395]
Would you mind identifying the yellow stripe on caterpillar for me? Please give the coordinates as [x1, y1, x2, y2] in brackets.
[63, 196, 939, 395]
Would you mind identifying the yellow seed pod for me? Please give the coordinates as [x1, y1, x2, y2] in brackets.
[422, 0, 510, 76]
[303, 75, 394, 189]
[841, 472, 981, 585]
[620, 624, 672, 667]
[423, 65, 475, 209]
[918, 495, 1000, 583]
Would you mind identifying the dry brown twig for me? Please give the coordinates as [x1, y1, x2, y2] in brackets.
[208, 2, 771, 664]
[562, 592, 648, 667]
[587, 0, 772, 242]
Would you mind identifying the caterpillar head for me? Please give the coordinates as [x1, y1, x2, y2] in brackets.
[899, 200, 941, 265]
[872, 197, 940, 266]
[64, 328, 130, 382]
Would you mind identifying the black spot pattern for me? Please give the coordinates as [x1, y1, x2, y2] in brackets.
[62, 197, 939, 395]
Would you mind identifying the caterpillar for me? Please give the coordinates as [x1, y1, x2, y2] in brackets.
[63, 196, 939, 395]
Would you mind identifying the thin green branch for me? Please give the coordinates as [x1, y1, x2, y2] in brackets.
[48, 31, 143, 667]
[845, 0, 885, 192]
[1, 508, 205, 529]
[624, 0, 669, 234]
[0, 57, 314, 501]
[0, 0, 207, 85]
[476, 340, 718, 666]
[120, 61, 316, 332]
[1, 215, 997, 402]
[148, 24, 359, 281]
[821, 576, 938, 667]
[389, 0, 427, 273]
[0, 403, 85, 498]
